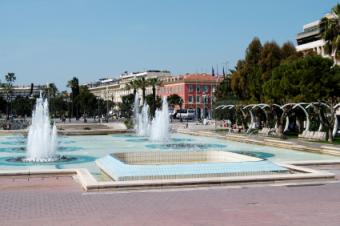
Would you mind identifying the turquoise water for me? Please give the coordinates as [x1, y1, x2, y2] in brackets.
[0, 133, 339, 180]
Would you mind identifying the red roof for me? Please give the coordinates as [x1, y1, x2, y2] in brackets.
[181, 73, 223, 82]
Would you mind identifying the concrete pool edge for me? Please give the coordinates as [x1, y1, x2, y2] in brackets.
[0, 129, 132, 136]
[0, 162, 334, 191]
[95, 152, 286, 181]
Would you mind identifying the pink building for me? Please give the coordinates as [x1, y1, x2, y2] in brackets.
[157, 73, 223, 118]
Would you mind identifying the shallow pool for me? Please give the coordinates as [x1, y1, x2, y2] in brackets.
[0, 133, 339, 180]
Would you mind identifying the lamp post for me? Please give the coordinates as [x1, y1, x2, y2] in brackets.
[106, 86, 109, 123]
[202, 93, 207, 120]
[96, 96, 100, 122]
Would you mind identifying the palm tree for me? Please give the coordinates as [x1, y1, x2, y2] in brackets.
[125, 80, 139, 96]
[147, 78, 162, 117]
[2, 73, 16, 120]
[67, 77, 80, 119]
[136, 77, 148, 105]
[320, 4, 340, 62]
[43, 83, 59, 118]
[44, 83, 58, 98]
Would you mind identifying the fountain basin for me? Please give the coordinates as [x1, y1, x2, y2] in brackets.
[1, 155, 96, 166]
[96, 151, 288, 181]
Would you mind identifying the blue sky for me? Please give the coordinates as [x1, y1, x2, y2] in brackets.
[0, 0, 338, 90]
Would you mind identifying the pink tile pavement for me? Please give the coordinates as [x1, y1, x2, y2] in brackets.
[1, 176, 340, 226]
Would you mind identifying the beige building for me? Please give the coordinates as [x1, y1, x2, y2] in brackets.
[0, 84, 46, 100]
[86, 70, 172, 104]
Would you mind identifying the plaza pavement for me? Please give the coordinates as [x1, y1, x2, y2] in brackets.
[1, 165, 340, 226]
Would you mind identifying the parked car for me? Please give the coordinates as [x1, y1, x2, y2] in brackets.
[175, 109, 195, 120]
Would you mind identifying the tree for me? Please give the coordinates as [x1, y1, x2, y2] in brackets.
[214, 76, 233, 102]
[0, 96, 7, 116]
[2, 73, 16, 120]
[320, 4, 340, 61]
[147, 78, 162, 117]
[281, 41, 299, 60]
[167, 94, 183, 109]
[145, 94, 161, 113]
[118, 94, 135, 118]
[44, 83, 58, 98]
[167, 94, 183, 121]
[245, 37, 262, 65]
[259, 41, 282, 82]
[125, 80, 139, 96]
[231, 60, 249, 100]
[229, 38, 303, 103]
[263, 55, 340, 103]
[67, 77, 80, 119]
[75, 86, 97, 121]
[262, 56, 340, 139]
[136, 77, 148, 105]
[44, 83, 59, 117]
[50, 93, 68, 118]
[310, 100, 339, 142]
[12, 96, 34, 117]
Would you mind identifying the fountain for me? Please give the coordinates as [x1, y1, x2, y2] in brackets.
[150, 97, 170, 142]
[134, 94, 170, 142]
[25, 93, 59, 162]
[134, 94, 151, 137]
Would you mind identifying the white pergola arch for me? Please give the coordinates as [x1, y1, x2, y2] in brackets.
[243, 104, 256, 132]
[280, 103, 296, 132]
[215, 102, 339, 137]
[215, 105, 235, 110]
[251, 104, 270, 127]
[292, 103, 310, 133]
[306, 102, 331, 132]
[333, 103, 340, 137]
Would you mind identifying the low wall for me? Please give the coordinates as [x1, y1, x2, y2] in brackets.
[113, 151, 260, 165]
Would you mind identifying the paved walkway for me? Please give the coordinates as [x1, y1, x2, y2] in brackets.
[174, 122, 340, 156]
[1, 167, 340, 226]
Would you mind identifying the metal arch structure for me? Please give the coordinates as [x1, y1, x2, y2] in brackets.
[215, 102, 340, 137]
[306, 102, 331, 110]
[269, 104, 281, 129]
[306, 102, 331, 132]
[251, 104, 271, 127]
[215, 105, 224, 110]
[292, 102, 310, 133]
[243, 104, 257, 132]
[280, 103, 296, 133]
[333, 103, 340, 137]
[281, 102, 311, 133]
[215, 105, 235, 110]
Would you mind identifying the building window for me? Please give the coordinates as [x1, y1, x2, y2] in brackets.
[189, 96, 193, 103]
[196, 96, 201, 103]
[196, 85, 201, 92]
[189, 84, 194, 92]
[204, 85, 208, 92]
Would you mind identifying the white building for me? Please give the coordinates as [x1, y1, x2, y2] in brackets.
[0, 84, 46, 100]
[296, 14, 339, 65]
[86, 70, 172, 104]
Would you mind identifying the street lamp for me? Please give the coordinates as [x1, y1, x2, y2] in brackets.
[202, 93, 207, 120]
[96, 96, 100, 122]
[106, 87, 109, 123]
